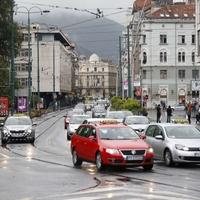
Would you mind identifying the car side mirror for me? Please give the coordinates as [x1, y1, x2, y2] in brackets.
[140, 133, 146, 140]
[89, 135, 96, 141]
[33, 123, 37, 127]
[0, 122, 4, 127]
[155, 135, 164, 140]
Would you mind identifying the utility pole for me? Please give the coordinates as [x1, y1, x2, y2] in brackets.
[10, 4, 15, 115]
[37, 31, 40, 104]
[127, 25, 132, 98]
[119, 36, 122, 97]
[53, 41, 56, 111]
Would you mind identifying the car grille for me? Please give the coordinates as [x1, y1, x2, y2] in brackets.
[121, 150, 145, 156]
[182, 157, 200, 161]
[10, 130, 25, 134]
[188, 147, 200, 151]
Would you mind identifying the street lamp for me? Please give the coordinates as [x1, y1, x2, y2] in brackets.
[15, 6, 49, 114]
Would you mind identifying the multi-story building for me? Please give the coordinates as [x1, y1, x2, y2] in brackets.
[76, 54, 117, 98]
[131, 2, 198, 108]
[15, 24, 78, 109]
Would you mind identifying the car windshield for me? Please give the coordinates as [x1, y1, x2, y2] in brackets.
[106, 112, 124, 119]
[99, 127, 139, 140]
[93, 106, 105, 112]
[125, 116, 149, 124]
[70, 116, 90, 124]
[5, 117, 32, 126]
[165, 126, 200, 139]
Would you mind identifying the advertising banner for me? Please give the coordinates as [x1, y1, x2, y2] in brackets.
[18, 96, 27, 112]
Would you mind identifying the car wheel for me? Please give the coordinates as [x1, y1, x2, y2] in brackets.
[164, 149, 174, 166]
[96, 152, 105, 171]
[143, 164, 153, 171]
[2, 138, 7, 144]
[67, 134, 71, 141]
[30, 137, 35, 144]
[72, 149, 82, 167]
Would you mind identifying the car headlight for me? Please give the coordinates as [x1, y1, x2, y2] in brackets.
[106, 149, 121, 155]
[175, 144, 189, 151]
[147, 147, 154, 153]
[25, 129, 32, 135]
[3, 129, 10, 136]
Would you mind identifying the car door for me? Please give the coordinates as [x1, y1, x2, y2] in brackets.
[152, 126, 165, 160]
[145, 125, 156, 148]
[75, 126, 91, 159]
[84, 127, 99, 162]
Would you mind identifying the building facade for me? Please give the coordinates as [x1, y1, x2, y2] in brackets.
[76, 54, 117, 98]
[131, 2, 199, 108]
[15, 24, 78, 109]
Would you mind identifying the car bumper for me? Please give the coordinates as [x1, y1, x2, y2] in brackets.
[102, 152, 154, 167]
[173, 150, 200, 163]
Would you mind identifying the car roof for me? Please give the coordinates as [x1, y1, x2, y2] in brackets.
[148, 123, 192, 127]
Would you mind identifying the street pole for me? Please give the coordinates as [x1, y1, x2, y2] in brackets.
[53, 42, 56, 111]
[10, 4, 15, 115]
[27, 11, 32, 114]
[37, 31, 40, 104]
[127, 25, 132, 98]
[119, 36, 122, 97]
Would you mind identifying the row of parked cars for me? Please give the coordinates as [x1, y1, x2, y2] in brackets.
[65, 102, 200, 171]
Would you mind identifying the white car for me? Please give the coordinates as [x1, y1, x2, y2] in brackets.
[171, 104, 185, 111]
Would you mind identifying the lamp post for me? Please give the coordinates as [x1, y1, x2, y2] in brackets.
[15, 7, 49, 114]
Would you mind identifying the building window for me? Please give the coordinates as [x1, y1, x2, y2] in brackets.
[94, 67, 97, 72]
[142, 70, 147, 79]
[160, 51, 167, 62]
[102, 81, 104, 86]
[87, 68, 89, 72]
[142, 35, 146, 44]
[192, 69, 199, 79]
[15, 63, 28, 72]
[142, 52, 147, 64]
[178, 35, 185, 44]
[102, 68, 104, 72]
[192, 34, 195, 44]
[102, 75, 104, 79]
[160, 70, 167, 79]
[23, 33, 29, 41]
[192, 52, 195, 63]
[17, 78, 28, 87]
[160, 34, 167, 44]
[178, 51, 185, 63]
[198, 30, 200, 56]
[178, 70, 185, 79]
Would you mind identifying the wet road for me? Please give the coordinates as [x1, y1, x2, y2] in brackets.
[0, 110, 200, 200]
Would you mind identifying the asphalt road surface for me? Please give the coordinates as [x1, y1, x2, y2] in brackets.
[0, 109, 200, 200]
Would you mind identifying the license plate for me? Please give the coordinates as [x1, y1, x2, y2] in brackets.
[194, 153, 200, 157]
[126, 155, 143, 161]
[12, 134, 23, 137]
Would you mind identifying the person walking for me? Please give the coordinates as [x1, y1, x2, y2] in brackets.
[156, 104, 161, 123]
[187, 102, 192, 124]
[166, 105, 172, 123]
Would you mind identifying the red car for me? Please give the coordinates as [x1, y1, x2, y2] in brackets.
[71, 121, 154, 171]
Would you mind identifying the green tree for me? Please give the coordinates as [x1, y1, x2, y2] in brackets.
[0, 0, 22, 98]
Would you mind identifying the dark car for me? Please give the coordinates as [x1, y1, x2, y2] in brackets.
[1, 115, 36, 144]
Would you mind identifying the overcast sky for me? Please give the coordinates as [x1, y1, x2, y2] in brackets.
[15, 0, 133, 25]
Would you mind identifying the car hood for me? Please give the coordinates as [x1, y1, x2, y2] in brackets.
[168, 138, 200, 147]
[100, 139, 149, 149]
[128, 124, 148, 130]
[5, 125, 31, 131]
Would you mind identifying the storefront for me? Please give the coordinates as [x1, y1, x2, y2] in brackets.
[178, 84, 187, 104]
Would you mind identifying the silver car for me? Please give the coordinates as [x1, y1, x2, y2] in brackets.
[144, 123, 200, 166]
[1, 115, 36, 144]
[66, 114, 90, 140]
[123, 115, 150, 134]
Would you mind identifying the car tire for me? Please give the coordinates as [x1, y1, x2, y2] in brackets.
[2, 138, 7, 144]
[30, 137, 35, 144]
[67, 134, 71, 141]
[164, 149, 174, 166]
[96, 152, 105, 171]
[143, 164, 153, 171]
[72, 149, 82, 167]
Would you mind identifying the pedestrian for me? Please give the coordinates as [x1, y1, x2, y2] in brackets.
[187, 102, 192, 124]
[156, 104, 161, 123]
[166, 105, 172, 123]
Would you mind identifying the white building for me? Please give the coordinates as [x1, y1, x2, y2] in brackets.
[131, 2, 198, 107]
[76, 54, 117, 98]
[15, 24, 78, 109]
